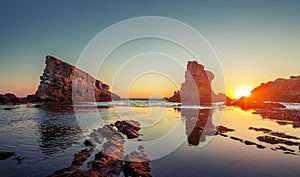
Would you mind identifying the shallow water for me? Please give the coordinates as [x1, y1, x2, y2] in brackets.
[0, 100, 299, 177]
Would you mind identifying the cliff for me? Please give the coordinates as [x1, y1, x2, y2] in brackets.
[35, 55, 120, 102]
[248, 75, 300, 103]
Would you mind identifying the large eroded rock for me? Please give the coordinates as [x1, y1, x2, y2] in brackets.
[180, 61, 213, 105]
[165, 61, 214, 105]
[36, 55, 120, 102]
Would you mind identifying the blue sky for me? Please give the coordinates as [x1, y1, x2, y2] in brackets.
[0, 0, 299, 97]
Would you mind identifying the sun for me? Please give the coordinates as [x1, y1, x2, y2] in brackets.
[235, 86, 253, 99]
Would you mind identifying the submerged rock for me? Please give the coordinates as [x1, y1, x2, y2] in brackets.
[257, 136, 300, 146]
[48, 148, 94, 177]
[253, 109, 300, 128]
[249, 127, 272, 133]
[216, 126, 234, 134]
[249, 127, 300, 140]
[0, 151, 15, 160]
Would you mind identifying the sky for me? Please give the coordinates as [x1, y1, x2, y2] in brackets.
[0, 0, 299, 98]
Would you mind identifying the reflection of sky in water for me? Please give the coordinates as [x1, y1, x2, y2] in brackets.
[0, 101, 300, 177]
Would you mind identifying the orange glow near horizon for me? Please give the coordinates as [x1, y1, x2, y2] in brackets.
[128, 74, 179, 98]
[234, 86, 253, 99]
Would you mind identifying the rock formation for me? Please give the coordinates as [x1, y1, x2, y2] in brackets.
[165, 90, 181, 102]
[49, 120, 151, 177]
[0, 93, 23, 105]
[35, 55, 120, 102]
[166, 61, 231, 105]
[180, 61, 212, 105]
[249, 75, 300, 103]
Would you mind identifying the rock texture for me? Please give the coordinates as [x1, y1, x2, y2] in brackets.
[49, 120, 151, 177]
[180, 61, 213, 105]
[36, 55, 120, 102]
[166, 61, 231, 105]
[249, 75, 300, 103]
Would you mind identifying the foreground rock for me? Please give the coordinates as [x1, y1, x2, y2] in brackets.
[249, 75, 300, 103]
[114, 120, 141, 139]
[49, 120, 151, 177]
[36, 55, 120, 103]
[123, 151, 151, 177]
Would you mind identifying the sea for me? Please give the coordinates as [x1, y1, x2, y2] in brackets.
[0, 99, 300, 177]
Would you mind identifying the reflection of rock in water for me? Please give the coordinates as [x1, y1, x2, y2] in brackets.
[38, 103, 82, 155]
[181, 108, 214, 146]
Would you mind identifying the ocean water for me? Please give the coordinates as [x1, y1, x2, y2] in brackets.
[0, 100, 300, 177]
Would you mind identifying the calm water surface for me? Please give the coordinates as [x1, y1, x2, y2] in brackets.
[0, 100, 299, 177]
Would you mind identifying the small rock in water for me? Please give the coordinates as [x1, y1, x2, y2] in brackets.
[114, 120, 141, 139]
[230, 136, 243, 143]
[244, 140, 256, 146]
[256, 144, 266, 149]
[15, 156, 25, 164]
[249, 127, 272, 133]
[0, 151, 15, 160]
[83, 139, 95, 147]
[275, 146, 295, 153]
[216, 126, 234, 133]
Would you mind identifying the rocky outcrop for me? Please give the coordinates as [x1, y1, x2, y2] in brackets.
[180, 61, 212, 105]
[114, 120, 141, 139]
[249, 75, 300, 103]
[0, 93, 23, 105]
[36, 55, 120, 102]
[49, 120, 151, 177]
[166, 61, 231, 105]
[165, 90, 181, 102]
[165, 61, 213, 105]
